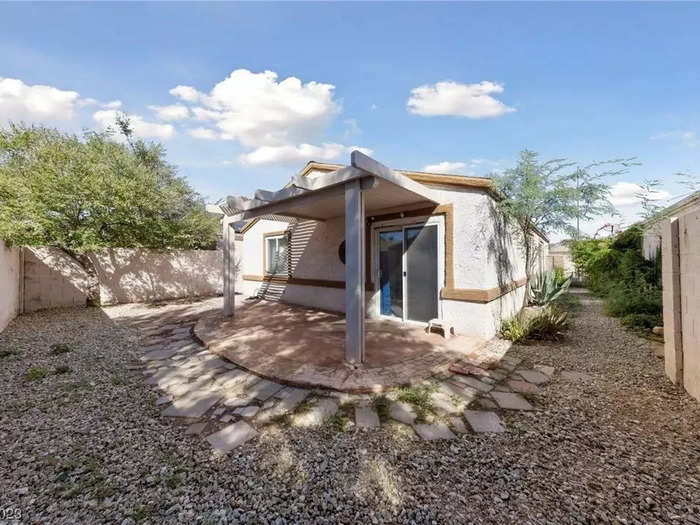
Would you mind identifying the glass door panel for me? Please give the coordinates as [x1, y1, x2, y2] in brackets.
[379, 230, 403, 318]
[404, 225, 438, 322]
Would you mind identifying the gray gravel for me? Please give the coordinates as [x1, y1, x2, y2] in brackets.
[1, 291, 699, 524]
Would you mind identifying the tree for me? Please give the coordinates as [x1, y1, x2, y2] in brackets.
[494, 150, 634, 279]
[0, 120, 220, 302]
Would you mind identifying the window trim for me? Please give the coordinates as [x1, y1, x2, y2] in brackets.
[263, 230, 290, 276]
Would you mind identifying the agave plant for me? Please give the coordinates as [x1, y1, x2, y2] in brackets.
[528, 269, 571, 306]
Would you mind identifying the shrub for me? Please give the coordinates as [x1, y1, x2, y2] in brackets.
[553, 267, 568, 287]
[603, 280, 662, 318]
[26, 367, 48, 381]
[529, 270, 571, 306]
[501, 316, 531, 343]
[621, 313, 661, 330]
[54, 365, 71, 375]
[50, 343, 72, 355]
[528, 307, 569, 340]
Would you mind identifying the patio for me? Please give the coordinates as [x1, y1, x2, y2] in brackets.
[194, 298, 493, 392]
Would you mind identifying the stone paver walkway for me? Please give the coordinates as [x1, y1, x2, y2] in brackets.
[128, 306, 583, 451]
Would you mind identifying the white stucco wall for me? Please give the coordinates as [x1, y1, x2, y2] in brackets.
[238, 183, 545, 339]
[0, 239, 21, 332]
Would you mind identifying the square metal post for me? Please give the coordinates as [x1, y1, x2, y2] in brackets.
[344, 179, 365, 364]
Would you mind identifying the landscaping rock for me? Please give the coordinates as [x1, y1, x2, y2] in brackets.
[292, 398, 338, 428]
[412, 422, 456, 441]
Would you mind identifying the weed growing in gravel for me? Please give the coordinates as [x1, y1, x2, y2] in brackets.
[25, 367, 48, 381]
[54, 365, 71, 375]
[372, 395, 391, 423]
[395, 383, 438, 423]
[50, 343, 72, 355]
[164, 472, 182, 489]
[0, 347, 21, 359]
[328, 412, 350, 432]
[131, 504, 156, 521]
[111, 376, 128, 386]
[295, 399, 314, 414]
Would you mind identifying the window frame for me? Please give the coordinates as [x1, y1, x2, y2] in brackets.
[263, 231, 289, 276]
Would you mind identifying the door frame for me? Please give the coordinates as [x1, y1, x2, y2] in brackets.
[371, 215, 445, 324]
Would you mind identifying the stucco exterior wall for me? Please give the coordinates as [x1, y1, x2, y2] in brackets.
[90, 248, 222, 305]
[23, 247, 91, 313]
[0, 239, 21, 332]
[238, 184, 544, 339]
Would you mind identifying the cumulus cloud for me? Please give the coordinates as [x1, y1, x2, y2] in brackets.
[188, 127, 218, 140]
[238, 143, 372, 166]
[93, 109, 175, 139]
[169, 85, 200, 102]
[169, 69, 341, 147]
[407, 80, 515, 118]
[422, 161, 467, 174]
[149, 104, 190, 121]
[0, 77, 81, 122]
[608, 181, 670, 207]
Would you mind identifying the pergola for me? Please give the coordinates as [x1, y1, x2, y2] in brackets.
[220, 151, 444, 365]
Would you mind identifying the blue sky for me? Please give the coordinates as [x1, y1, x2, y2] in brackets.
[1, 2, 699, 239]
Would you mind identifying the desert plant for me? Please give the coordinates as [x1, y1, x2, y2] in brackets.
[54, 365, 71, 375]
[529, 270, 571, 306]
[528, 307, 569, 340]
[50, 343, 72, 355]
[621, 313, 661, 330]
[553, 267, 568, 286]
[501, 315, 531, 343]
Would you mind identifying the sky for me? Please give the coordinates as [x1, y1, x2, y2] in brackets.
[1, 2, 699, 241]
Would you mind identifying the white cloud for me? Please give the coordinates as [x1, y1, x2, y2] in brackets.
[407, 80, 515, 118]
[371, 104, 378, 111]
[93, 109, 175, 139]
[169, 69, 340, 147]
[609, 181, 670, 207]
[103, 100, 122, 109]
[344, 118, 361, 137]
[169, 85, 200, 102]
[423, 161, 467, 174]
[149, 104, 189, 121]
[238, 143, 372, 166]
[0, 77, 81, 122]
[188, 127, 218, 140]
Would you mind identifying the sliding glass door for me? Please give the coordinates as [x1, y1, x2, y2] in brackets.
[378, 223, 439, 323]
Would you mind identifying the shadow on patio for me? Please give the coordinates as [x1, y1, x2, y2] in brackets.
[195, 298, 488, 392]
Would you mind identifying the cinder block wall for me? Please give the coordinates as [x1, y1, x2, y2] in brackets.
[0, 239, 21, 332]
[21, 247, 223, 312]
[662, 205, 700, 402]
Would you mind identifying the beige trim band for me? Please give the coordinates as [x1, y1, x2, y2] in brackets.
[441, 277, 528, 304]
[243, 274, 373, 291]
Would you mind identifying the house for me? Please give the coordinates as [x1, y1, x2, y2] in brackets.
[219, 151, 548, 365]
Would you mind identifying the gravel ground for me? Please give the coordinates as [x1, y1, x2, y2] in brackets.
[1, 291, 698, 524]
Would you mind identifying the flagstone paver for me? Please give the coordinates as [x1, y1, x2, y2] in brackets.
[248, 379, 284, 401]
[206, 421, 258, 451]
[234, 405, 260, 418]
[507, 379, 538, 394]
[453, 375, 494, 393]
[185, 422, 208, 435]
[389, 401, 417, 425]
[516, 369, 550, 385]
[412, 422, 456, 441]
[490, 391, 534, 411]
[141, 347, 180, 361]
[463, 410, 506, 433]
[449, 417, 468, 434]
[355, 406, 380, 428]
[534, 364, 555, 377]
[156, 395, 171, 406]
[161, 391, 222, 418]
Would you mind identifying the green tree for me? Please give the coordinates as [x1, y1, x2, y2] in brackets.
[494, 150, 634, 278]
[0, 121, 220, 302]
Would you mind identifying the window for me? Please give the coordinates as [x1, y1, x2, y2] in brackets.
[265, 234, 288, 275]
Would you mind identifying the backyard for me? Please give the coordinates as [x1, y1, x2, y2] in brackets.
[1, 290, 698, 524]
